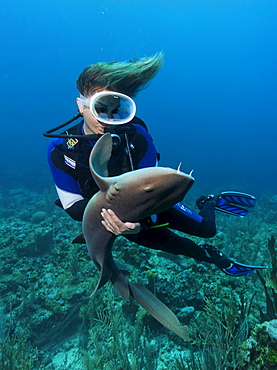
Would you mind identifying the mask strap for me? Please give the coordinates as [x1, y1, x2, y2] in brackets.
[78, 94, 90, 106]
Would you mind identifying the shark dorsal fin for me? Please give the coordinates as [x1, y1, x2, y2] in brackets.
[89, 133, 113, 191]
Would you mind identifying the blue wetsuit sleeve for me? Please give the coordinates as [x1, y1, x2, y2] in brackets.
[47, 140, 82, 193]
[133, 124, 158, 168]
[47, 140, 85, 215]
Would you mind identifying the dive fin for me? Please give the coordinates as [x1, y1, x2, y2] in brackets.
[221, 261, 267, 277]
[215, 191, 256, 217]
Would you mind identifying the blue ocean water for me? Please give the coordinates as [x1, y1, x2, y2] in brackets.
[1, 0, 276, 196]
[1, 2, 277, 368]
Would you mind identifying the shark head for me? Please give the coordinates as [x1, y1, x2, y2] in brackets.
[105, 166, 193, 221]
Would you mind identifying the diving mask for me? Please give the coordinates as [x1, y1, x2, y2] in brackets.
[78, 91, 136, 125]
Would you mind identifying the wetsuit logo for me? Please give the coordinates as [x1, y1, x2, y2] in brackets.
[67, 138, 78, 149]
[64, 155, 76, 169]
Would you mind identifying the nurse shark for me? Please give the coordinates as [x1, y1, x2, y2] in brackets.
[75, 133, 194, 340]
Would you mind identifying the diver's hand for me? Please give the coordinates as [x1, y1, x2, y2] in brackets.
[101, 208, 141, 235]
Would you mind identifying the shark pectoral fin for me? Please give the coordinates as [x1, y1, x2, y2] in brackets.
[129, 282, 190, 341]
[72, 232, 86, 244]
[87, 232, 117, 297]
[90, 263, 113, 297]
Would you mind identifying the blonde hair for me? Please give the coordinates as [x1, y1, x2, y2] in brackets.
[76, 52, 164, 97]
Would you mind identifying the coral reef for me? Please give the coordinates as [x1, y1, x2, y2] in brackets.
[239, 319, 277, 369]
[257, 235, 277, 321]
[0, 187, 276, 369]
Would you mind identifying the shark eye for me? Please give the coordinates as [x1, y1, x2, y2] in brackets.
[144, 185, 153, 192]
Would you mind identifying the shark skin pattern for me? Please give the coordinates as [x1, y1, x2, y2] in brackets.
[78, 133, 194, 340]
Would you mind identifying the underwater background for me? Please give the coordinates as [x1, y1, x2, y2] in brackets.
[1, 1, 277, 369]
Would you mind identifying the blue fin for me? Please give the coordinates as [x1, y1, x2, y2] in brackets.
[215, 191, 256, 217]
[222, 262, 267, 276]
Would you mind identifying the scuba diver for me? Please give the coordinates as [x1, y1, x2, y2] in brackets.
[45, 53, 266, 277]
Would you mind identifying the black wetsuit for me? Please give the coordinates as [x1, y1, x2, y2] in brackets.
[47, 118, 216, 263]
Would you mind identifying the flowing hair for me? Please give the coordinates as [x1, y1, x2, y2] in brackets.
[76, 52, 164, 97]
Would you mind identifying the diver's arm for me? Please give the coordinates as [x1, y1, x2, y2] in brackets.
[52, 177, 89, 221]
[101, 209, 141, 235]
[64, 198, 89, 221]
[48, 142, 89, 221]
[55, 196, 89, 221]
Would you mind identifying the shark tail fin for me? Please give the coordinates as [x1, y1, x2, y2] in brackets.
[129, 282, 190, 341]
